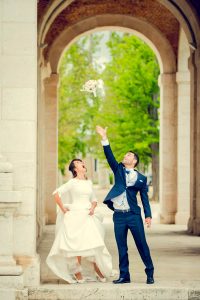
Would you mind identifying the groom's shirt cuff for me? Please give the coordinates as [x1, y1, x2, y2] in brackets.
[101, 139, 109, 146]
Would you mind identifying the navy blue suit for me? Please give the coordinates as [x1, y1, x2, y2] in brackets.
[103, 144, 154, 279]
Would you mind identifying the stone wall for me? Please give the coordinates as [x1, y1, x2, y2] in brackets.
[0, 0, 39, 291]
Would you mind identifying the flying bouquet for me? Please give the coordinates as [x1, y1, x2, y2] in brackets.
[80, 79, 104, 97]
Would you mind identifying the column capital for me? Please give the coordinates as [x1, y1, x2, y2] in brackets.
[158, 73, 176, 86]
[43, 73, 59, 86]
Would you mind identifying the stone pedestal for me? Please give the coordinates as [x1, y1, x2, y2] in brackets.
[159, 73, 177, 224]
[0, 157, 23, 287]
[0, 193, 22, 271]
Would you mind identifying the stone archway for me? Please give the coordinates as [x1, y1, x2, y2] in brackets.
[38, 15, 177, 228]
[2, 1, 200, 296]
[48, 16, 176, 73]
[37, 0, 200, 236]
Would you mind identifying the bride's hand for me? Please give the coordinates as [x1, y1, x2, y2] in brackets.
[89, 208, 95, 216]
[63, 207, 70, 214]
[96, 125, 107, 140]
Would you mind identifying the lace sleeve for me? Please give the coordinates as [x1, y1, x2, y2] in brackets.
[52, 179, 72, 199]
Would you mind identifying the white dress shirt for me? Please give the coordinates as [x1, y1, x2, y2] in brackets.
[101, 139, 138, 210]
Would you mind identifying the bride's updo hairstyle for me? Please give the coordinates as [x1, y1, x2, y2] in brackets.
[69, 159, 83, 178]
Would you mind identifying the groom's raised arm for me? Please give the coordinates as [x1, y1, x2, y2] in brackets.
[96, 126, 118, 173]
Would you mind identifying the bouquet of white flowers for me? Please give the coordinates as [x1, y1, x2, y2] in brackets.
[80, 79, 104, 97]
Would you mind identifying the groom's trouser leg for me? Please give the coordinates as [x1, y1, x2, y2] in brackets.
[113, 213, 130, 279]
[128, 213, 154, 277]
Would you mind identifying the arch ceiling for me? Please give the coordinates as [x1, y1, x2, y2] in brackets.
[38, 0, 180, 61]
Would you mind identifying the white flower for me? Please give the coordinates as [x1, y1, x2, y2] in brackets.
[80, 79, 104, 97]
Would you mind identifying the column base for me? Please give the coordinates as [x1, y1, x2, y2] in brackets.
[188, 217, 200, 235]
[0, 265, 23, 276]
[175, 211, 189, 225]
[0, 272, 24, 289]
[0, 255, 19, 266]
[16, 254, 40, 287]
[0, 256, 24, 289]
[0, 288, 27, 300]
[160, 212, 175, 224]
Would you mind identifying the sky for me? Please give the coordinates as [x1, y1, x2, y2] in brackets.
[80, 30, 124, 71]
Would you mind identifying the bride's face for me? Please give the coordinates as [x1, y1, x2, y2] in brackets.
[74, 160, 87, 174]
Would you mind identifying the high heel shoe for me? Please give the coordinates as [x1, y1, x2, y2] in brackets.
[73, 274, 85, 284]
[95, 272, 106, 283]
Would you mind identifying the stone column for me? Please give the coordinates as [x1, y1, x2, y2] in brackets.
[175, 71, 190, 224]
[0, 0, 40, 287]
[188, 49, 200, 235]
[43, 74, 59, 224]
[98, 163, 110, 189]
[0, 155, 23, 289]
[159, 73, 177, 224]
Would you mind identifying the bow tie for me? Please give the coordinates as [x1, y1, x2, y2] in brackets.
[125, 169, 131, 174]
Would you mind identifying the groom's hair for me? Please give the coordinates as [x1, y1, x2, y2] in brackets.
[69, 159, 82, 177]
[129, 151, 139, 167]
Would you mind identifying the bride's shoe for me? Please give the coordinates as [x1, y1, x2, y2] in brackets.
[73, 274, 85, 284]
[95, 272, 106, 283]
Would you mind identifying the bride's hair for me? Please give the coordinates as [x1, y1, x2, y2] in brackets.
[69, 159, 87, 178]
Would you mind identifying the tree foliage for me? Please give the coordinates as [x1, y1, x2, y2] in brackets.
[58, 35, 102, 174]
[93, 33, 160, 167]
[58, 32, 160, 174]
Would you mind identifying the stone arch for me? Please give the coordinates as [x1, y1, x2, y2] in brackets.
[38, 13, 178, 227]
[49, 15, 176, 74]
[38, 0, 200, 51]
[158, 0, 200, 48]
[37, 0, 200, 235]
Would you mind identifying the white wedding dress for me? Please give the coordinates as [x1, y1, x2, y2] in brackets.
[46, 178, 113, 283]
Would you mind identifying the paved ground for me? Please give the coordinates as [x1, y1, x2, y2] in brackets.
[36, 186, 200, 299]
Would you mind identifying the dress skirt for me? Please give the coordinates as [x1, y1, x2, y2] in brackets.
[46, 206, 113, 283]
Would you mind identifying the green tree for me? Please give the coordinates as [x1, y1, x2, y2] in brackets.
[93, 33, 160, 200]
[58, 34, 102, 174]
[58, 32, 160, 201]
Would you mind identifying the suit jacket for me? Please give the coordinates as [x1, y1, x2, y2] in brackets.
[103, 144, 152, 218]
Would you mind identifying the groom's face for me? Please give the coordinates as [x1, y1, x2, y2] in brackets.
[122, 152, 137, 167]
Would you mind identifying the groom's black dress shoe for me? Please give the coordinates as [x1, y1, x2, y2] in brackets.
[113, 277, 131, 284]
[146, 276, 154, 284]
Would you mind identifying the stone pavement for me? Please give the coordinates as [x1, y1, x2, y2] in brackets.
[35, 186, 200, 300]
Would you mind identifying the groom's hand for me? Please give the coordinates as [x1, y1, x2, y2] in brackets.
[96, 125, 107, 140]
[145, 217, 151, 228]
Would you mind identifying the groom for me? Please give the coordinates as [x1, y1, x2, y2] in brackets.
[96, 126, 154, 284]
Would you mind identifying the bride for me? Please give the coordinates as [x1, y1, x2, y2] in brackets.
[46, 158, 113, 283]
